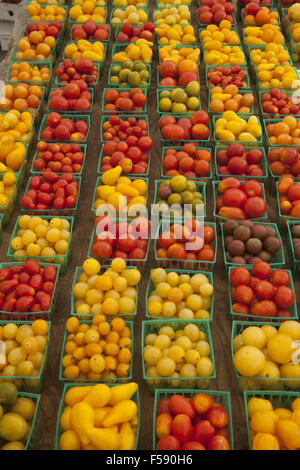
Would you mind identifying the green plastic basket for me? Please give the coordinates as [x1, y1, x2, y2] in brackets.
[91, 174, 149, 217]
[115, 0, 148, 5]
[237, 1, 276, 21]
[208, 87, 254, 118]
[31, 143, 87, 177]
[248, 43, 292, 82]
[254, 64, 300, 90]
[212, 180, 268, 225]
[7, 215, 74, 275]
[157, 68, 200, 89]
[287, 219, 300, 279]
[276, 180, 300, 228]
[0, 319, 50, 393]
[111, 6, 148, 29]
[63, 41, 107, 70]
[205, 64, 250, 89]
[6, 60, 53, 96]
[157, 87, 201, 115]
[87, 224, 150, 273]
[0, 110, 35, 146]
[244, 390, 300, 450]
[102, 87, 148, 114]
[0, 261, 60, 321]
[59, 318, 133, 383]
[158, 44, 199, 65]
[111, 43, 152, 64]
[54, 382, 140, 450]
[197, 13, 236, 27]
[10, 29, 59, 63]
[100, 113, 149, 142]
[258, 88, 300, 119]
[153, 388, 234, 449]
[159, 114, 211, 147]
[71, 264, 140, 320]
[108, 62, 151, 89]
[143, 320, 216, 393]
[214, 145, 268, 183]
[241, 7, 280, 26]
[228, 265, 297, 322]
[213, 114, 263, 147]
[232, 320, 300, 393]
[264, 117, 300, 148]
[220, 221, 285, 276]
[38, 113, 91, 143]
[47, 86, 94, 114]
[54, 60, 101, 89]
[97, 144, 150, 177]
[0, 86, 45, 125]
[161, 145, 212, 183]
[154, 223, 217, 273]
[21, 174, 82, 219]
[286, 24, 300, 62]
[203, 45, 246, 68]
[152, 179, 206, 220]
[0, 172, 20, 227]
[199, 26, 241, 51]
[145, 267, 214, 320]
[69, 5, 107, 25]
[27, 3, 68, 26]
[20, 391, 41, 450]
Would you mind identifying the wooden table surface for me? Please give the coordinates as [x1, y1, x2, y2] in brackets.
[0, 0, 299, 451]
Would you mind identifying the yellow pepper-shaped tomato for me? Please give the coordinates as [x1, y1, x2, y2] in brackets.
[70, 401, 95, 445]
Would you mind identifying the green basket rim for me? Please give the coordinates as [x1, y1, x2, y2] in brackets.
[21, 174, 82, 217]
[111, 6, 148, 27]
[212, 114, 263, 145]
[213, 144, 268, 181]
[87, 224, 150, 274]
[54, 382, 140, 450]
[157, 67, 200, 89]
[38, 113, 91, 143]
[100, 113, 149, 142]
[97, 142, 150, 177]
[142, 319, 216, 391]
[0, 261, 61, 320]
[208, 87, 254, 117]
[276, 180, 300, 225]
[152, 179, 206, 220]
[220, 221, 285, 273]
[7, 215, 74, 273]
[157, 86, 201, 115]
[158, 44, 198, 65]
[145, 266, 215, 320]
[0, 87, 45, 119]
[153, 388, 234, 449]
[15, 391, 41, 450]
[232, 320, 300, 392]
[54, 60, 101, 88]
[47, 85, 94, 114]
[59, 318, 133, 383]
[63, 40, 107, 64]
[0, 110, 35, 145]
[240, 6, 280, 26]
[69, 5, 107, 24]
[0, 320, 51, 389]
[286, 219, 300, 268]
[197, 12, 237, 27]
[264, 117, 300, 147]
[71, 263, 141, 319]
[212, 180, 268, 223]
[204, 44, 246, 67]
[159, 115, 211, 145]
[205, 64, 251, 89]
[102, 86, 148, 114]
[243, 389, 300, 450]
[160, 145, 213, 181]
[6, 59, 53, 88]
[111, 43, 152, 64]
[199, 25, 241, 50]
[228, 265, 297, 321]
[108, 62, 151, 88]
[31, 143, 87, 176]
